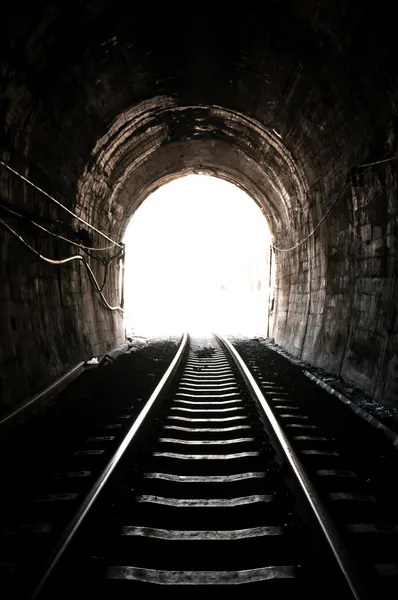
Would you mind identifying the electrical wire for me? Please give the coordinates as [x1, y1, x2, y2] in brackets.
[0, 201, 121, 253]
[0, 201, 123, 292]
[273, 152, 396, 252]
[2, 147, 394, 256]
[272, 178, 350, 252]
[0, 218, 123, 312]
[358, 155, 396, 168]
[33, 220, 121, 254]
[0, 160, 123, 248]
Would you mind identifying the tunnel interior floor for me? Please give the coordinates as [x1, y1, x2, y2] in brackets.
[1, 332, 398, 596]
[232, 335, 398, 435]
[0, 336, 180, 523]
[2, 333, 398, 510]
[230, 335, 398, 511]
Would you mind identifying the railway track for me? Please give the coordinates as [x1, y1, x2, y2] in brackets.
[1, 333, 397, 598]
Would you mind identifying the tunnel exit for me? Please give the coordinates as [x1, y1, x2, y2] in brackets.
[122, 175, 273, 337]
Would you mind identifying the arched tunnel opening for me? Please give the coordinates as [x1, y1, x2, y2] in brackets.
[1, 1, 398, 411]
[122, 174, 272, 337]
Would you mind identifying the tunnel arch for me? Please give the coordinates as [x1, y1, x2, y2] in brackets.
[76, 100, 309, 243]
[74, 99, 314, 362]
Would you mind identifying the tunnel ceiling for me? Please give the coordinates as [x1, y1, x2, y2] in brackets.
[1, 0, 396, 242]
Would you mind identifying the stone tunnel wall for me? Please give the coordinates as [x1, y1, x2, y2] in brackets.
[2, 1, 398, 412]
[0, 160, 123, 410]
[273, 161, 398, 403]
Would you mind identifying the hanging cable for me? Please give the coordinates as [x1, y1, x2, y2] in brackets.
[273, 152, 396, 252]
[0, 199, 123, 294]
[0, 160, 123, 248]
[272, 178, 350, 252]
[0, 200, 121, 254]
[0, 218, 123, 312]
[358, 155, 396, 168]
[33, 220, 121, 254]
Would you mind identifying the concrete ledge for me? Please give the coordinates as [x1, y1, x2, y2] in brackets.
[0, 361, 85, 429]
[304, 370, 398, 450]
[0, 339, 142, 430]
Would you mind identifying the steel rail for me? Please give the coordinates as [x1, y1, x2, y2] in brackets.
[215, 333, 369, 600]
[29, 332, 188, 599]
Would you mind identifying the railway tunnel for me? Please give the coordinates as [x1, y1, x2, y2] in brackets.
[3, 3, 398, 596]
[1, 0, 398, 414]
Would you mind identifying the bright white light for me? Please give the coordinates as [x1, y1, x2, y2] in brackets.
[122, 175, 272, 336]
